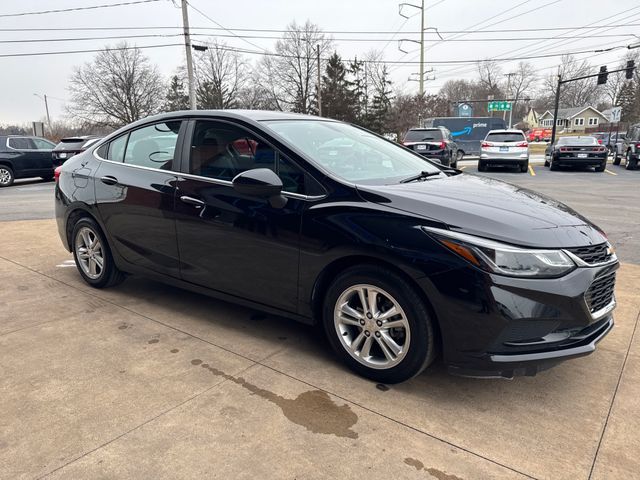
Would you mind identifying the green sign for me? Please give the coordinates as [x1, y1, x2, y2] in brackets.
[488, 101, 512, 112]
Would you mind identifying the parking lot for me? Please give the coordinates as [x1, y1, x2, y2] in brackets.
[1, 162, 639, 480]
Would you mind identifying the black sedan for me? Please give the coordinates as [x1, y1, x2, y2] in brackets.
[55, 111, 618, 383]
[0, 135, 56, 186]
[544, 136, 608, 172]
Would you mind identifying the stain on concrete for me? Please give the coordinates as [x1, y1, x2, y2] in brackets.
[17, 285, 28, 291]
[192, 359, 358, 439]
[118, 323, 130, 330]
[170, 349, 179, 353]
[147, 339, 159, 344]
[404, 457, 464, 480]
[376, 383, 390, 392]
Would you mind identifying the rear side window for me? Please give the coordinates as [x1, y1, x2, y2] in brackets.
[33, 138, 55, 150]
[124, 121, 182, 170]
[7, 137, 33, 150]
[107, 135, 128, 162]
[404, 129, 443, 142]
[486, 132, 526, 143]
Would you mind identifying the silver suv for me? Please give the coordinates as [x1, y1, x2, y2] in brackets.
[479, 129, 529, 172]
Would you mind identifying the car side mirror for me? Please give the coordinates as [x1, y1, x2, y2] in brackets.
[232, 168, 287, 208]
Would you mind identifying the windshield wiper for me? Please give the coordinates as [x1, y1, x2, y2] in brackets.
[400, 170, 442, 183]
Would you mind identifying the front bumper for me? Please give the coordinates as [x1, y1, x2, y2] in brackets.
[420, 260, 618, 378]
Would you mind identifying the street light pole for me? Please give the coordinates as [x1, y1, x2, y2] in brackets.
[181, 0, 197, 110]
[419, 0, 425, 96]
[317, 44, 322, 116]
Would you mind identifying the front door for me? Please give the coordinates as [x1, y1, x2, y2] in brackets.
[95, 120, 185, 278]
[174, 119, 308, 312]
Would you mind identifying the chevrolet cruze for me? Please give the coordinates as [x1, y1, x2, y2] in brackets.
[55, 111, 618, 383]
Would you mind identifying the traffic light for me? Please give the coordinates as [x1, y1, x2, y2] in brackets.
[626, 60, 636, 80]
[597, 66, 608, 85]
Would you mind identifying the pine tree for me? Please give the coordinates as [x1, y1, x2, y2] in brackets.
[348, 57, 368, 125]
[366, 65, 393, 134]
[321, 53, 356, 122]
[618, 81, 639, 123]
[163, 75, 189, 112]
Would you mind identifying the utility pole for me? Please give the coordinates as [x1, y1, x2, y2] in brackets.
[550, 74, 561, 145]
[181, 0, 197, 110]
[419, 0, 425, 96]
[317, 44, 322, 116]
[33, 93, 51, 133]
[503, 72, 514, 126]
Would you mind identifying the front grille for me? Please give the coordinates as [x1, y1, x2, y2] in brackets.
[585, 273, 616, 314]
[567, 243, 612, 265]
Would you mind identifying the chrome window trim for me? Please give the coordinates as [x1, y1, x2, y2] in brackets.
[6, 137, 54, 151]
[94, 153, 326, 201]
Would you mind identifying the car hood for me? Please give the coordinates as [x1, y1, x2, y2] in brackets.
[356, 173, 606, 248]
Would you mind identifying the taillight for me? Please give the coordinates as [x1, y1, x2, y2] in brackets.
[515, 142, 528, 148]
[481, 142, 492, 148]
[559, 147, 568, 152]
[54, 166, 62, 182]
[636, 143, 640, 149]
[439, 141, 446, 150]
[598, 139, 602, 144]
[596, 146, 606, 152]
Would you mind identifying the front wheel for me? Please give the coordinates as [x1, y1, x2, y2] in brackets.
[72, 217, 125, 288]
[613, 154, 621, 166]
[0, 165, 14, 187]
[323, 265, 435, 384]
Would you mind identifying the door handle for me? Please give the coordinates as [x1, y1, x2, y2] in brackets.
[100, 175, 118, 186]
[180, 195, 205, 208]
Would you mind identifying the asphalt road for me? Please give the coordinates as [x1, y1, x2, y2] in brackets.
[1, 163, 638, 263]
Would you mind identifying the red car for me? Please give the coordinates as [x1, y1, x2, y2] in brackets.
[527, 128, 552, 142]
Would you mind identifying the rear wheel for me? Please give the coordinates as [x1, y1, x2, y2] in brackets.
[613, 153, 621, 165]
[595, 161, 606, 172]
[520, 161, 529, 173]
[72, 217, 125, 288]
[478, 160, 487, 172]
[0, 165, 14, 187]
[626, 151, 637, 170]
[323, 265, 436, 384]
[550, 157, 559, 171]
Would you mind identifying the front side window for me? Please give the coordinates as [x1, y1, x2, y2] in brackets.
[8, 137, 33, 150]
[264, 120, 443, 185]
[124, 121, 181, 169]
[32, 138, 55, 150]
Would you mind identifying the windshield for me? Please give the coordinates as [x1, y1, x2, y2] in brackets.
[557, 136, 597, 145]
[263, 120, 442, 184]
[486, 132, 525, 143]
[404, 129, 443, 142]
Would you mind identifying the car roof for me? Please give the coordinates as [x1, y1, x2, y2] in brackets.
[407, 127, 445, 131]
[486, 129, 525, 134]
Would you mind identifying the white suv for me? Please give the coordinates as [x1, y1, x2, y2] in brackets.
[479, 129, 529, 173]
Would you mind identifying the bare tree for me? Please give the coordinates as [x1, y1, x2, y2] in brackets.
[477, 60, 503, 94]
[195, 40, 248, 109]
[67, 42, 164, 128]
[543, 55, 602, 108]
[260, 20, 332, 113]
[506, 62, 537, 121]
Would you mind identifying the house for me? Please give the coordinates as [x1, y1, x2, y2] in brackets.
[538, 106, 609, 133]
[522, 107, 540, 128]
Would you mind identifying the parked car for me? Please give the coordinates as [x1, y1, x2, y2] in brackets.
[52, 136, 103, 166]
[544, 136, 608, 172]
[402, 127, 459, 167]
[611, 132, 627, 164]
[617, 123, 640, 170]
[479, 129, 529, 172]
[526, 127, 552, 142]
[0, 135, 56, 187]
[56, 110, 618, 383]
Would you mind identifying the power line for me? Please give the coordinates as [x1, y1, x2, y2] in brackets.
[0, 43, 183, 58]
[0, 0, 162, 18]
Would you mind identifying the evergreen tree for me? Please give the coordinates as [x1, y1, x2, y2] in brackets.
[163, 75, 189, 112]
[366, 64, 393, 133]
[320, 53, 356, 122]
[348, 57, 368, 125]
[618, 80, 639, 123]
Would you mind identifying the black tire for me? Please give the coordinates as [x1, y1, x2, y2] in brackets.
[322, 265, 436, 384]
[550, 158, 559, 171]
[0, 165, 14, 187]
[626, 151, 637, 170]
[535, 136, 540, 142]
[544, 159, 550, 167]
[456, 150, 464, 163]
[613, 154, 621, 166]
[595, 161, 606, 172]
[520, 161, 529, 173]
[71, 217, 125, 288]
[478, 160, 487, 172]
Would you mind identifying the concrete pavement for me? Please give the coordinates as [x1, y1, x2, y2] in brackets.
[1, 219, 639, 479]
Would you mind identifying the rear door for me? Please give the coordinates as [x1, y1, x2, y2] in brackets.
[6, 137, 38, 175]
[94, 120, 185, 278]
[30, 137, 56, 174]
[173, 118, 310, 312]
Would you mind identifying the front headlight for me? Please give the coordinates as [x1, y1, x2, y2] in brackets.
[423, 227, 576, 278]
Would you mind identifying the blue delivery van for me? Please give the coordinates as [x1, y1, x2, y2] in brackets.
[423, 117, 506, 156]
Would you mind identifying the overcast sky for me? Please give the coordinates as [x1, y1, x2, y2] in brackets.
[1, 0, 639, 124]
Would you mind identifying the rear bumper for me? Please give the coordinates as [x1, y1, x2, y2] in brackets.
[480, 153, 529, 163]
[554, 155, 607, 166]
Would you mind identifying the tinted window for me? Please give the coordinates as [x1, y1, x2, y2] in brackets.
[486, 132, 526, 143]
[124, 121, 181, 170]
[32, 138, 55, 150]
[108, 135, 128, 162]
[404, 129, 443, 142]
[55, 139, 86, 151]
[557, 137, 597, 145]
[96, 143, 109, 159]
[8, 137, 33, 150]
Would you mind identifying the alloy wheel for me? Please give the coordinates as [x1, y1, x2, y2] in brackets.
[0, 167, 12, 186]
[75, 226, 105, 280]
[334, 284, 410, 370]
